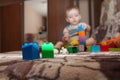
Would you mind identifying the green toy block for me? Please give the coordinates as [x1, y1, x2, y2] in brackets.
[42, 42, 54, 58]
[68, 46, 78, 54]
[109, 48, 120, 51]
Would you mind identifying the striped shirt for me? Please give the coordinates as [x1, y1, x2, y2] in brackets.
[63, 25, 79, 41]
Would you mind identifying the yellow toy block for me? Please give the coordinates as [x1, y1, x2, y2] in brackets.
[70, 40, 79, 46]
[100, 41, 107, 46]
[78, 31, 85, 37]
[86, 46, 91, 51]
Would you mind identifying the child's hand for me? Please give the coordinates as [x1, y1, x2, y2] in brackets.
[62, 36, 70, 42]
[79, 23, 90, 31]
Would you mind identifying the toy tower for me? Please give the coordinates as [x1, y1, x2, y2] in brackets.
[78, 25, 86, 51]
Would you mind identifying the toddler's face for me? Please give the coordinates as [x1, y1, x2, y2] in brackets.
[66, 9, 81, 25]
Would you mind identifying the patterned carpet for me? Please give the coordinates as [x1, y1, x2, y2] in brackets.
[0, 51, 120, 80]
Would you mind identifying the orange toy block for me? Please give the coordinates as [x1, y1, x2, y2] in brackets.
[78, 31, 86, 37]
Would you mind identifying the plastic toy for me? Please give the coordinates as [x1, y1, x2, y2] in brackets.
[100, 44, 109, 52]
[78, 25, 84, 31]
[70, 40, 79, 46]
[109, 48, 120, 51]
[100, 41, 107, 46]
[91, 45, 100, 52]
[78, 45, 85, 52]
[78, 31, 86, 36]
[79, 37, 86, 42]
[60, 47, 68, 54]
[42, 42, 54, 58]
[78, 25, 86, 45]
[22, 42, 40, 60]
[114, 35, 120, 48]
[86, 46, 91, 52]
[68, 46, 78, 53]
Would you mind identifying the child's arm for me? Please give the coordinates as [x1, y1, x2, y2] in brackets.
[63, 28, 70, 42]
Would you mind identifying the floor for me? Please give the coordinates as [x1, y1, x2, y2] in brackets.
[0, 51, 120, 60]
[0, 51, 120, 80]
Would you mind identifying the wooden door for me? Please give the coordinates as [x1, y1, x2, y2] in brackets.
[0, 8, 2, 52]
[48, 0, 75, 44]
[0, 3, 22, 52]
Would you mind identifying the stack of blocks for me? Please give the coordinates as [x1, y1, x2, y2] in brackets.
[78, 25, 86, 51]
[22, 42, 40, 60]
[42, 42, 54, 58]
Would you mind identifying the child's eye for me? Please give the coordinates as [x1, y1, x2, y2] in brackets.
[68, 16, 72, 18]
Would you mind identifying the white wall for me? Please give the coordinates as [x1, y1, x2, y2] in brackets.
[79, 0, 89, 24]
[24, 4, 43, 34]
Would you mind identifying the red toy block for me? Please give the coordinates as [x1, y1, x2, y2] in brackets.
[100, 44, 109, 52]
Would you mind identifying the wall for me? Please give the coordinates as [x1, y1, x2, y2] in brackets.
[79, 0, 89, 24]
[24, 3, 43, 34]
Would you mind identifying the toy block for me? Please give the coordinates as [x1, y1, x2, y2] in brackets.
[91, 45, 100, 53]
[42, 42, 54, 58]
[78, 31, 86, 37]
[68, 46, 78, 53]
[86, 46, 91, 52]
[78, 25, 84, 31]
[22, 42, 40, 60]
[70, 40, 79, 46]
[78, 45, 85, 52]
[100, 44, 109, 52]
[79, 37, 86, 42]
[100, 42, 107, 46]
[109, 48, 120, 51]
[79, 42, 86, 45]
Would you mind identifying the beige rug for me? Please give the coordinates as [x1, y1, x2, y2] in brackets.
[0, 51, 120, 80]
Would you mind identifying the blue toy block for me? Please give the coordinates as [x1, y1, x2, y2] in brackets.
[79, 42, 86, 45]
[78, 25, 84, 31]
[91, 45, 100, 52]
[22, 42, 40, 60]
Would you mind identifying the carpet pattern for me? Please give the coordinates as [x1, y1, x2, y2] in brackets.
[0, 52, 120, 80]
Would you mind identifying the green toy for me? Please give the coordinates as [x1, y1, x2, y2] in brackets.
[109, 48, 120, 51]
[42, 42, 54, 58]
[68, 46, 78, 54]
